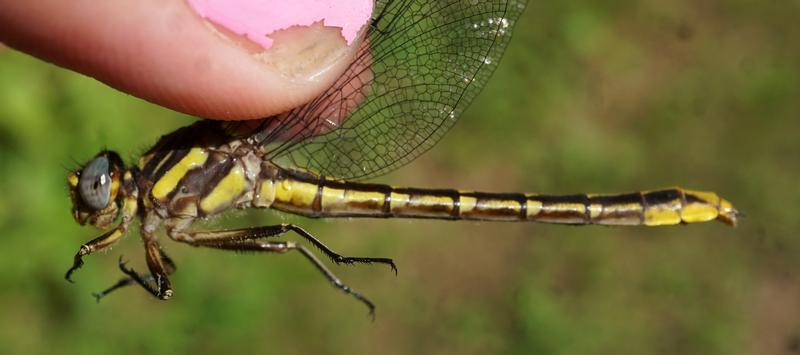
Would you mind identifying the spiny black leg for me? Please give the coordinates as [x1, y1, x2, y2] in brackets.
[64, 246, 89, 283]
[93, 248, 175, 302]
[294, 243, 376, 320]
[92, 276, 149, 303]
[199, 239, 376, 318]
[113, 240, 175, 300]
[143, 239, 173, 299]
[65, 227, 126, 282]
[117, 257, 163, 299]
[172, 223, 397, 274]
[282, 224, 397, 275]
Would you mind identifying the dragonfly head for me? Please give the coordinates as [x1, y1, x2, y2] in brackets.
[67, 151, 125, 229]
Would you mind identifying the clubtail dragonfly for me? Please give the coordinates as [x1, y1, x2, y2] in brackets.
[64, 0, 737, 314]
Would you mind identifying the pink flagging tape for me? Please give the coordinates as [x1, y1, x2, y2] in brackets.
[188, 0, 373, 49]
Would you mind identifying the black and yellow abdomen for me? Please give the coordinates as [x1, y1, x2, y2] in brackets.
[259, 169, 738, 226]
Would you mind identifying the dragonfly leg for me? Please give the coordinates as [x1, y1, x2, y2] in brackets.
[64, 223, 128, 283]
[92, 277, 146, 303]
[92, 247, 176, 302]
[116, 238, 176, 300]
[193, 238, 376, 318]
[166, 220, 396, 274]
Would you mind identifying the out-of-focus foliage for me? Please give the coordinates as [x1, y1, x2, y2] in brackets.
[0, 1, 798, 354]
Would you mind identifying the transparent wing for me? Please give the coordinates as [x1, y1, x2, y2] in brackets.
[257, 0, 526, 180]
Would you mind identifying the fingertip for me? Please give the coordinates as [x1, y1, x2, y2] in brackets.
[0, 0, 371, 120]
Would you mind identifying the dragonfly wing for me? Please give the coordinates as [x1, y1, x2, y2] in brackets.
[263, 0, 527, 180]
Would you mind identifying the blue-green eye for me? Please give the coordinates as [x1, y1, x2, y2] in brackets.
[79, 156, 112, 210]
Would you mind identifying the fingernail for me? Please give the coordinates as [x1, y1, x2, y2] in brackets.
[186, 0, 372, 50]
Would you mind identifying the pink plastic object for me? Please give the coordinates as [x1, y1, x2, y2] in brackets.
[187, 0, 373, 49]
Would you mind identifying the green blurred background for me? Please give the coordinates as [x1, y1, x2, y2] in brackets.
[1, 1, 799, 354]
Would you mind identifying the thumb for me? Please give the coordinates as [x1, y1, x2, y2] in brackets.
[0, 0, 371, 120]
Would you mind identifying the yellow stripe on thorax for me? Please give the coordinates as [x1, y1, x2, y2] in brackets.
[152, 148, 208, 199]
[200, 164, 247, 214]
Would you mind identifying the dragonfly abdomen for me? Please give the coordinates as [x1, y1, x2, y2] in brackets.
[257, 168, 738, 226]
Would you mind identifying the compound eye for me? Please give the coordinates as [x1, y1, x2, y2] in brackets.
[79, 156, 112, 210]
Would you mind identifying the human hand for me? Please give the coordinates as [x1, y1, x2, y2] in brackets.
[0, 0, 372, 120]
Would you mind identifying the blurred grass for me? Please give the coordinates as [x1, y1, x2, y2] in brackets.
[1, 1, 799, 354]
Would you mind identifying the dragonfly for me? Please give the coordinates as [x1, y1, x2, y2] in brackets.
[64, 0, 737, 315]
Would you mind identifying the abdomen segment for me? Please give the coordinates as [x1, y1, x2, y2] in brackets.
[260, 170, 738, 226]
